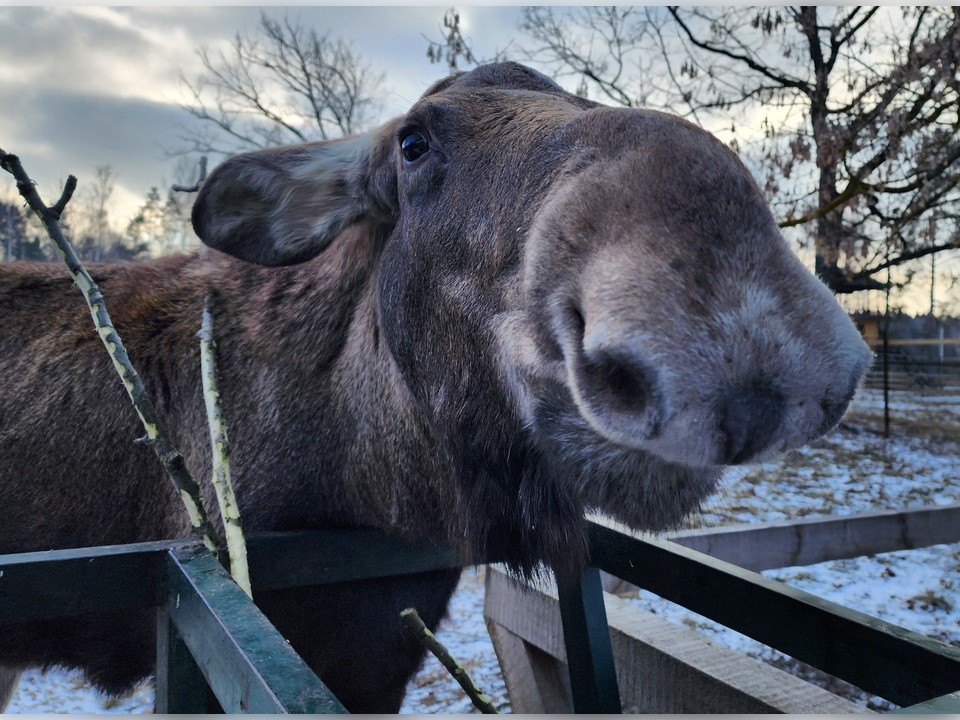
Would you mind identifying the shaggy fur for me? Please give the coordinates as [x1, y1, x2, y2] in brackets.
[0, 63, 870, 712]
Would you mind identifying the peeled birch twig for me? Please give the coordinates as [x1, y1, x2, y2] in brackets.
[199, 293, 251, 597]
[0, 148, 219, 554]
[400, 607, 499, 714]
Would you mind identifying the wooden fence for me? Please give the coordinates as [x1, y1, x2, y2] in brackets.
[2, 512, 959, 713]
[485, 506, 960, 714]
[864, 337, 960, 392]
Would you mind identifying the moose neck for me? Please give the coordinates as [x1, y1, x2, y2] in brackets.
[207, 228, 587, 572]
[208, 228, 454, 543]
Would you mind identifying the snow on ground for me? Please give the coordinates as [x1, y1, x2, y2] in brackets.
[399, 568, 510, 714]
[7, 669, 153, 714]
[6, 388, 960, 713]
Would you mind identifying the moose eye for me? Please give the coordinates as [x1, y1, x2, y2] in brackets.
[401, 132, 430, 163]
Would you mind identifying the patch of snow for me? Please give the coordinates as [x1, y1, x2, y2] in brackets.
[6, 668, 152, 714]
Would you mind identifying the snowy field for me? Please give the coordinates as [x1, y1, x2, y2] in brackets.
[6, 388, 960, 713]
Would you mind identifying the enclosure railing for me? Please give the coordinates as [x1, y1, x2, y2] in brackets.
[0, 530, 460, 713]
[864, 337, 960, 391]
[559, 520, 960, 714]
[1, 523, 959, 713]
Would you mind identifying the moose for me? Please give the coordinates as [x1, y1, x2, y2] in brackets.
[0, 62, 870, 712]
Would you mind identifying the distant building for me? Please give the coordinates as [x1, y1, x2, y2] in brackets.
[850, 312, 881, 346]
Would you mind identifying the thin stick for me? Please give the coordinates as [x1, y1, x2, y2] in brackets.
[0, 149, 220, 554]
[172, 156, 208, 193]
[199, 293, 251, 597]
[400, 607, 499, 714]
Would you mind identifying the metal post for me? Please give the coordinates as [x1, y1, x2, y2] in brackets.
[557, 566, 621, 713]
[155, 608, 209, 713]
[883, 263, 892, 438]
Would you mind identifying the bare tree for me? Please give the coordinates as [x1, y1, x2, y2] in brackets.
[181, 12, 384, 156]
[424, 8, 514, 75]
[61, 165, 130, 263]
[125, 184, 194, 258]
[85, 166, 115, 263]
[0, 200, 26, 261]
[519, 7, 960, 296]
[520, 7, 657, 105]
[426, 9, 478, 73]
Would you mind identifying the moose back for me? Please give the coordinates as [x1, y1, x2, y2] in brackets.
[0, 63, 870, 712]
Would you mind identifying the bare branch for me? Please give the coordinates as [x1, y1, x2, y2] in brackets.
[0, 148, 220, 554]
[179, 13, 382, 155]
[668, 7, 813, 96]
[833, 7, 880, 52]
[50, 175, 77, 219]
[172, 156, 208, 194]
[854, 238, 960, 280]
[519, 7, 643, 108]
[200, 293, 250, 598]
[400, 607, 499, 714]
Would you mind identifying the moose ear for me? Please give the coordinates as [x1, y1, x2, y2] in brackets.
[192, 126, 398, 266]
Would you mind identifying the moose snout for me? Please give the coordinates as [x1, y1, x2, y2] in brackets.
[720, 389, 784, 464]
[554, 298, 868, 466]
[719, 373, 862, 465]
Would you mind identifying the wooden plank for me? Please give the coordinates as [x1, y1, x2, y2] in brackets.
[484, 567, 867, 714]
[167, 547, 346, 714]
[0, 667, 21, 712]
[246, 529, 461, 590]
[865, 338, 960, 347]
[485, 619, 572, 713]
[603, 593, 872, 714]
[155, 609, 208, 713]
[525, 638, 574, 712]
[485, 569, 569, 660]
[893, 691, 960, 714]
[556, 567, 621, 713]
[0, 540, 186, 623]
[661, 504, 960, 572]
[588, 521, 960, 708]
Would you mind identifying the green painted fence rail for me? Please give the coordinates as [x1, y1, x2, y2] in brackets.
[166, 546, 347, 714]
[556, 520, 960, 713]
[0, 540, 175, 622]
[1, 523, 959, 713]
[0, 530, 461, 714]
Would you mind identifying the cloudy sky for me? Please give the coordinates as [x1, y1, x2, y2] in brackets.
[0, 5, 526, 225]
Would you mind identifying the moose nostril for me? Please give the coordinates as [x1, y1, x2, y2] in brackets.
[821, 399, 842, 427]
[579, 349, 652, 415]
[569, 306, 586, 335]
[721, 390, 784, 464]
[820, 386, 857, 430]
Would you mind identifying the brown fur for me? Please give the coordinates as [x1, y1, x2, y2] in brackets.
[0, 63, 871, 711]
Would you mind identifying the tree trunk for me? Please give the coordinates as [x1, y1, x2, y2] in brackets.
[801, 7, 847, 293]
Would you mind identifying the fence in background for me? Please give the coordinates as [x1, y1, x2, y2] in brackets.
[864, 337, 960, 392]
[487, 511, 960, 714]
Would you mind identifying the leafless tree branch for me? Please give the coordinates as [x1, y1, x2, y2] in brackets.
[0, 148, 221, 553]
[172, 156, 208, 194]
[179, 12, 383, 156]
